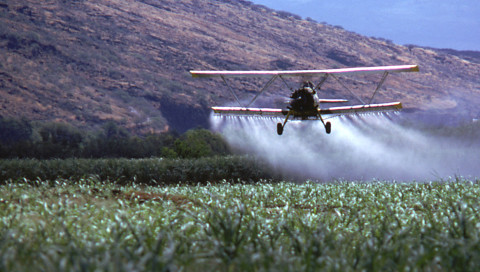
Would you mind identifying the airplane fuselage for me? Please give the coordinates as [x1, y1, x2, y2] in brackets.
[288, 86, 319, 119]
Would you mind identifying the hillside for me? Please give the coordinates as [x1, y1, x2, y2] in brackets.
[1, 0, 480, 132]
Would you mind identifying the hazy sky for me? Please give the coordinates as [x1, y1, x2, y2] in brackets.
[250, 0, 480, 51]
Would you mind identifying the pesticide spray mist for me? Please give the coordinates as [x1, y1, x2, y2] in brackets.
[211, 113, 480, 181]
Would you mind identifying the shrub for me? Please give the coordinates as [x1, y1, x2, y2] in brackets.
[0, 156, 274, 185]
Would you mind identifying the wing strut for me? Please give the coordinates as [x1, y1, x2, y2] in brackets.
[314, 74, 329, 92]
[331, 74, 366, 104]
[246, 75, 278, 107]
[220, 75, 279, 107]
[221, 76, 242, 106]
[368, 71, 389, 104]
[279, 75, 293, 91]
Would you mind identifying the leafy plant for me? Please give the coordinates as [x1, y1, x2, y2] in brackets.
[1, 178, 480, 271]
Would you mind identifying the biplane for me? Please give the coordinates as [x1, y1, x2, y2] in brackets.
[190, 65, 419, 135]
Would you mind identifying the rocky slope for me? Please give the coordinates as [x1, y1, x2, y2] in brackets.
[1, 0, 479, 132]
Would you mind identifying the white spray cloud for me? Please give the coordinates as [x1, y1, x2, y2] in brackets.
[211, 113, 480, 181]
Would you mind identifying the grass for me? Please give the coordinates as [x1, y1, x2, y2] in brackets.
[1, 177, 480, 271]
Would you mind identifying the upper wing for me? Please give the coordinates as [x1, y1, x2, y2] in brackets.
[191, 65, 419, 78]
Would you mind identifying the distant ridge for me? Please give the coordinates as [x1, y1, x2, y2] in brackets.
[429, 48, 480, 65]
[1, 0, 479, 132]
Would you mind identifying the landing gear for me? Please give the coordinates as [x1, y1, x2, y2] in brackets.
[277, 111, 292, 136]
[325, 121, 331, 134]
[318, 113, 331, 134]
[277, 123, 284, 135]
[276, 110, 331, 135]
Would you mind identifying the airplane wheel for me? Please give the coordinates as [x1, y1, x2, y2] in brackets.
[277, 123, 284, 135]
[325, 122, 331, 134]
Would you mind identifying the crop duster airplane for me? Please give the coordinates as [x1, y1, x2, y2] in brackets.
[190, 65, 419, 135]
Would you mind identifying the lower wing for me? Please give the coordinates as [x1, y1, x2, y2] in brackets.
[319, 102, 402, 115]
[212, 102, 402, 118]
[212, 107, 288, 117]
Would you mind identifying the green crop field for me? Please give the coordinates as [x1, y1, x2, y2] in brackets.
[1, 177, 480, 271]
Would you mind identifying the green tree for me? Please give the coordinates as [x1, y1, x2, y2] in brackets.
[36, 122, 84, 158]
[174, 129, 229, 158]
[0, 117, 33, 144]
[82, 121, 131, 158]
[0, 117, 34, 158]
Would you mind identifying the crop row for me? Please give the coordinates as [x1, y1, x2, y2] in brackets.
[0, 156, 277, 185]
[1, 178, 480, 271]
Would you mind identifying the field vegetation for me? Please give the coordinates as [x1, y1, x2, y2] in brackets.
[1, 178, 480, 271]
[2, 117, 480, 270]
[0, 156, 273, 185]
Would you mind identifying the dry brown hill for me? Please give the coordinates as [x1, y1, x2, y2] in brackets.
[1, 0, 480, 132]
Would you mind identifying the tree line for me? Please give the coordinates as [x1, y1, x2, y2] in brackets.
[0, 117, 230, 159]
